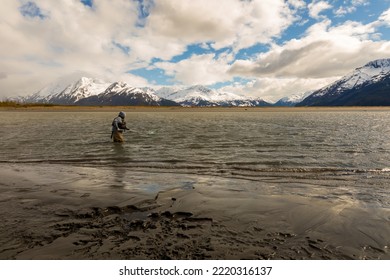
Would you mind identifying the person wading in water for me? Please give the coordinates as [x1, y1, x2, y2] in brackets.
[111, 111, 129, 142]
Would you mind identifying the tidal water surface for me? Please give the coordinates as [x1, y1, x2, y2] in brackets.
[0, 109, 389, 206]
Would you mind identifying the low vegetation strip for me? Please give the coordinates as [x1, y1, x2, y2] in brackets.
[0, 101, 56, 107]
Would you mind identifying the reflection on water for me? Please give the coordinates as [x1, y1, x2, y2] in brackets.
[111, 143, 128, 188]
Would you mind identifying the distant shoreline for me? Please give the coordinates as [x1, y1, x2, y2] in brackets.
[1, 105, 390, 112]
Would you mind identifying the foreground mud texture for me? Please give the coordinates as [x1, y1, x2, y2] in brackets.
[0, 164, 389, 260]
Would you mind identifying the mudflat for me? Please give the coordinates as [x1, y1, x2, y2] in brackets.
[0, 164, 388, 260]
[1, 105, 390, 112]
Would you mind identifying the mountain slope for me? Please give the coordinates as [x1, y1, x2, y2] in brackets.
[75, 82, 179, 106]
[298, 59, 390, 106]
[155, 85, 271, 107]
[21, 77, 273, 107]
[23, 77, 110, 105]
[275, 91, 313, 106]
[323, 75, 390, 106]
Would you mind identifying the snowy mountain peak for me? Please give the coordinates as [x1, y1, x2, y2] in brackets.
[152, 85, 270, 107]
[275, 91, 314, 106]
[362, 58, 390, 69]
[22, 76, 110, 104]
[100, 81, 162, 103]
[354, 58, 390, 81]
[298, 58, 390, 106]
[64, 77, 110, 101]
[105, 81, 130, 93]
[76, 81, 178, 106]
[310, 58, 390, 99]
[187, 85, 212, 93]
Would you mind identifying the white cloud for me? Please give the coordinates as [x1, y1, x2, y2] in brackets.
[144, 0, 296, 52]
[335, 6, 356, 17]
[219, 77, 337, 102]
[0, 0, 299, 97]
[351, 0, 369, 6]
[287, 0, 306, 10]
[308, 1, 332, 19]
[379, 8, 390, 25]
[155, 53, 231, 86]
[229, 18, 390, 80]
[335, 0, 369, 17]
[0, 0, 143, 96]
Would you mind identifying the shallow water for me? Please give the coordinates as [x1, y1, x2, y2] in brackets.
[0, 110, 389, 205]
[1, 110, 390, 168]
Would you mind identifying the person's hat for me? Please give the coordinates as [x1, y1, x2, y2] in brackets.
[119, 111, 126, 118]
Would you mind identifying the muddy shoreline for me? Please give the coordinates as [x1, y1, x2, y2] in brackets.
[0, 164, 388, 260]
[1, 105, 390, 113]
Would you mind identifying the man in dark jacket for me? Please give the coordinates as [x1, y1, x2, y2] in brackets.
[111, 111, 128, 142]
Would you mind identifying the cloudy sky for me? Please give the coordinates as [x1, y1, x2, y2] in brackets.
[1, 0, 390, 101]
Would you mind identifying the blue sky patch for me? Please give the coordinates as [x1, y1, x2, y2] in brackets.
[209, 77, 253, 90]
[80, 0, 93, 8]
[129, 67, 174, 85]
[112, 41, 130, 55]
[134, 0, 153, 27]
[235, 44, 270, 60]
[170, 44, 214, 63]
[19, 1, 47, 19]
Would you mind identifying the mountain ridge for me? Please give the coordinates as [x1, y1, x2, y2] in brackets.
[298, 59, 390, 106]
[19, 78, 271, 107]
[155, 85, 271, 107]
[14, 58, 390, 107]
[75, 81, 179, 106]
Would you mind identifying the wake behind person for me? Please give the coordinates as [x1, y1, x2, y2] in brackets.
[111, 111, 129, 142]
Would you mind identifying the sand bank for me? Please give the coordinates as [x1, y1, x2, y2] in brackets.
[1, 105, 390, 113]
[0, 164, 388, 260]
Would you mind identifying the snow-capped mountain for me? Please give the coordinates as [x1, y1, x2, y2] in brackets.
[76, 81, 179, 106]
[20, 78, 178, 106]
[20, 77, 270, 107]
[23, 77, 110, 105]
[154, 86, 185, 99]
[17, 59, 390, 107]
[298, 59, 390, 106]
[274, 91, 314, 106]
[155, 85, 271, 107]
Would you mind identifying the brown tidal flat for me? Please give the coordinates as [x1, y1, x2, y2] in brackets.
[0, 164, 388, 260]
[1, 105, 390, 113]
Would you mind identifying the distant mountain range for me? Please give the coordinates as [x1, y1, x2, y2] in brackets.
[20, 79, 271, 107]
[155, 85, 271, 107]
[16, 58, 390, 107]
[274, 91, 313, 107]
[22, 77, 111, 105]
[75, 81, 178, 106]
